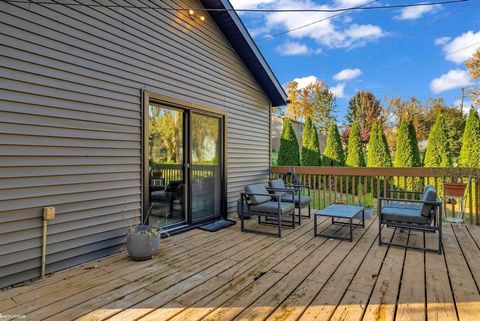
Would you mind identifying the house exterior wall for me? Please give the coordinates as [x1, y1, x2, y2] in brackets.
[0, 0, 272, 288]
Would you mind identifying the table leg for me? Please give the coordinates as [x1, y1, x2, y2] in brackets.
[362, 209, 365, 227]
[349, 218, 353, 242]
[314, 215, 317, 236]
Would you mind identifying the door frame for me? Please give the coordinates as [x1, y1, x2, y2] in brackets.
[141, 90, 228, 228]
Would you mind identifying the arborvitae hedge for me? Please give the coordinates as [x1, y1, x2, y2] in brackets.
[423, 113, 452, 167]
[459, 107, 480, 167]
[278, 118, 300, 166]
[346, 121, 366, 167]
[322, 122, 345, 166]
[301, 117, 321, 166]
[367, 122, 392, 167]
[394, 119, 421, 167]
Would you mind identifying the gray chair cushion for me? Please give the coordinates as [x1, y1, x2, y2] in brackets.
[282, 194, 311, 206]
[420, 187, 437, 217]
[250, 201, 295, 215]
[269, 179, 288, 196]
[381, 207, 428, 224]
[244, 184, 271, 205]
[269, 178, 286, 189]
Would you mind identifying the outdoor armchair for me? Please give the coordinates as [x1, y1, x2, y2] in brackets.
[268, 177, 312, 220]
[240, 183, 296, 238]
[378, 185, 442, 254]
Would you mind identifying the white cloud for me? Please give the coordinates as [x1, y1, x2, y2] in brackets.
[231, 0, 385, 49]
[435, 36, 451, 46]
[441, 30, 480, 64]
[330, 83, 346, 98]
[228, 0, 276, 10]
[333, 68, 362, 81]
[395, 3, 442, 20]
[293, 75, 318, 89]
[276, 42, 310, 56]
[335, 0, 367, 6]
[430, 69, 473, 94]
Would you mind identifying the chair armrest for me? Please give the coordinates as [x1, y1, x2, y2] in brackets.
[287, 184, 309, 188]
[241, 192, 280, 198]
[266, 187, 299, 193]
[286, 184, 310, 195]
[378, 197, 441, 206]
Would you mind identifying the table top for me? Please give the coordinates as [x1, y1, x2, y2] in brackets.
[314, 204, 365, 218]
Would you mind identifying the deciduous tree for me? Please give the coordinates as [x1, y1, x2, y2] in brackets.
[345, 91, 385, 142]
[465, 48, 480, 106]
[284, 80, 336, 134]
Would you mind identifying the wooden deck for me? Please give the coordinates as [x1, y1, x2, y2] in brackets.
[1, 215, 480, 321]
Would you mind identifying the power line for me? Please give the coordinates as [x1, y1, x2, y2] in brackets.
[445, 40, 480, 57]
[1, 0, 469, 12]
[259, 0, 379, 42]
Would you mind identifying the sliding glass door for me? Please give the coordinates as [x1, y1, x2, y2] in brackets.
[147, 105, 187, 229]
[191, 112, 222, 222]
[146, 102, 224, 230]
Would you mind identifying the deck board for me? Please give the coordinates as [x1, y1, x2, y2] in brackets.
[1, 216, 480, 321]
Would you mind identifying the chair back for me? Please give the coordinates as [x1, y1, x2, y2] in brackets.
[282, 166, 301, 185]
[420, 186, 439, 219]
[244, 184, 271, 205]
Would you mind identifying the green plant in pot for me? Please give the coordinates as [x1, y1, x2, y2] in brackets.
[126, 206, 162, 261]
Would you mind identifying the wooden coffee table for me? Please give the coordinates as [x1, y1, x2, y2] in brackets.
[314, 204, 365, 241]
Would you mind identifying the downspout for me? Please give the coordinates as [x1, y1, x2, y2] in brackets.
[42, 207, 55, 278]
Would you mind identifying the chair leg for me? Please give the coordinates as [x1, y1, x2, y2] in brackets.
[308, 204, 311, 219]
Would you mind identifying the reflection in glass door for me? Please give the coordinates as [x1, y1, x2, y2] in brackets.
[147, 105, 187, 229]
[191, 113, 222, 222]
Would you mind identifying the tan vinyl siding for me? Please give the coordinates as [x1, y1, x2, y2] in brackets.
[0, 0, 271, 287]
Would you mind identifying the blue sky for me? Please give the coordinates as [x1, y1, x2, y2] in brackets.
[230, 0, 480, 121]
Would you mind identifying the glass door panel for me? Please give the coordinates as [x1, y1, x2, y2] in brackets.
[191, 112, 222, 222]
[148, 104, 187, 229]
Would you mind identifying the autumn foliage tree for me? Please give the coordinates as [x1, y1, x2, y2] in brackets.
[301, 117, 321, 166]
[278, 118, 300, 166]
[465, 48, 480, 106]
[284, 80, 336, 134]
[345, 91, 385, 143]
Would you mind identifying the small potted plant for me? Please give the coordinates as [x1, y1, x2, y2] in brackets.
[444, 167, 467, 197]
[126, 206, 162, 261]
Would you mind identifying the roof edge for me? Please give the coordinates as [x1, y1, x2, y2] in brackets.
[200, 0, 288, 107]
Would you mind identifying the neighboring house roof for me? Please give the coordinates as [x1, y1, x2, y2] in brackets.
[200, 0, 288, 107]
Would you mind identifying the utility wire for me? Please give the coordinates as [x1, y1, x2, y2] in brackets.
[1, 0, 469, 12]
[445, 40, 480, 57]
[259, 0, 379, 42]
